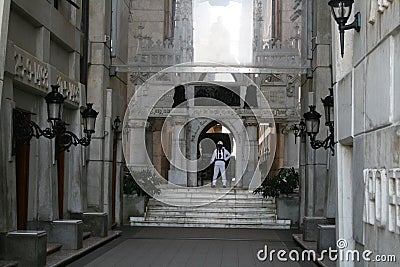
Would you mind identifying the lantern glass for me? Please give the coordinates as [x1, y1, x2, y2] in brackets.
[299, 119, 306, 132]
[113, 116, 121, 130]
[81, 103, 98, 135]
[303, 106, 321, 139]
[45, 85, 65, 122]
[306, 118, 320, 136]
[47, 102, 63, 121]
[84, 116, 96, 133]
[293, 125, 299, 136]
[324, 105, 334, 125]
[328, 0, 354, 25]
[322, 89, 334, 125]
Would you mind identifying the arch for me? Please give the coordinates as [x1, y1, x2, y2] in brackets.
[189, 117, 247, 187]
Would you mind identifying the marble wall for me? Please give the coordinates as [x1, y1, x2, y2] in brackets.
[0, 0, 85, 232]
[334, 0, 400, 265]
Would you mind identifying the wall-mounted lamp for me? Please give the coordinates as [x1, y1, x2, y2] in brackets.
[292, 119, 306, 139]
[13, 84, 98, 157]
[112, 116, 122, 133]
[328, 0, 361, 57]
[303, 89, 335, 155]
[282, 119, 306, 144]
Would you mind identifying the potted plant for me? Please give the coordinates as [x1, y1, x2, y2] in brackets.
[254, 167, 300, 227]
[122, 167, 161, 223]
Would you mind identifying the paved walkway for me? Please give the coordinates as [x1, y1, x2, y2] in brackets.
[67, 227, 317, 267]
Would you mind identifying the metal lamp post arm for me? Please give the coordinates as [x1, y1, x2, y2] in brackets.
[60, 130, 92, 152]
[13, 110, 56, 143]
[28, 120, 56, 140]
[310, 124, 336, 156]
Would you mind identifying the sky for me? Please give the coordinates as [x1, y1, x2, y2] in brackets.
[193, 0, 253, 65]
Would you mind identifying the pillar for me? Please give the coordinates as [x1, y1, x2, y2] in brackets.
[299, 132, 307, 225]
[0, 0, 11, 111]
[242, 116, 259, 189]
[283, 126, 299, 168]
[168, 115, 188, 186]
[152, 119, 164, 176]
[127, 119, 150, 169]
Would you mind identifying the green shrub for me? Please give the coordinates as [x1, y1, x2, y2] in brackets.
[254, 167, 299, 198]
[123, 167, 161, 197]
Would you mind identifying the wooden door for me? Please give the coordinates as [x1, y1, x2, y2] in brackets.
[14, 110, 31, 230]
[57, 141, 65, 219]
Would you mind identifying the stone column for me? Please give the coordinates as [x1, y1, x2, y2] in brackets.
[185, 85, 197, 187]
[168, 115, 188, 186]
[152, 119, 164, 176]
[242, 116, 259, 189]
[336, 144, 354, 267]
[299, 132, 307, 225]
[127, 119, 150, 169]
[37, 102, 58, 221]
[0, 0, 11, 111]
[187, 125, 197, 187]
[283, 126, 299, 168]
[0, 96, 17, 232]
[86, 0, 109, 211]
[67, 109, 84, 215]
[0, 2, 11, 232]
[269, 124, 284, 178]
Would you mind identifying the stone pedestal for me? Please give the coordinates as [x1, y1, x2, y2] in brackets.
[6, 230, 47, 267]
[276, 194, 300, 228]
[123, 194, 149, 223]
[303, 217, 331, 241]
[50, 220, 83, 249]
[317, 224, 336, 253]
[83, 212, 108, 237]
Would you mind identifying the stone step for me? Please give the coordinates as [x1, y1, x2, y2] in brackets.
[131, 188, 288, 230]
[148, 198, 272, 205]
[46, 243, 62, 256]
[157, 192, 267, 197]
[146, 214, 277, 221]
[83, 231, 91, 240]
[0, 260, 19, 267]
[157, 189, 264, 194]
[146, 211, 276, 218]
[130, 220, 291, 229]
[157, 187, 255, 193]
[143, 216, 279, 224]
[147, 206, 276, 213]
[157, 193, 270, 200]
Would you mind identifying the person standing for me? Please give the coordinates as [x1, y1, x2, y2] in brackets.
[210, 141, 231, 188]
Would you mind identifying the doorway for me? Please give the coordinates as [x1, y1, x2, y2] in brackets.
[197, 122, 234, 186]
[57, 135, 65, 219]
[13, 109, 31, 230]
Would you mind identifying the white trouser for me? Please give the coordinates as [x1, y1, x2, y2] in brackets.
[212, 163, 226, 186]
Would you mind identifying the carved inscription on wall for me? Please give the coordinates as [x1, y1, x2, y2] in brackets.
[14, 47, 49, 91]
[56, 72, 80, 105]
[261, 86, 287, 107]
[364, 168, 400, 234]
[13, 45, 80, 106]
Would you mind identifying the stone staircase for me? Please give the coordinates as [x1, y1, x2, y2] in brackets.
[130, 187, 291, 229]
